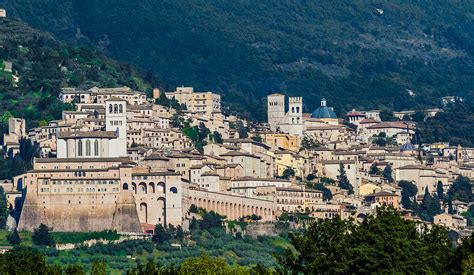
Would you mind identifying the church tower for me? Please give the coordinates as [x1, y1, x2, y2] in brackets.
[267, 93, 285, 131]
[105, 98, 127, 157]
[288, 97, 304, 136]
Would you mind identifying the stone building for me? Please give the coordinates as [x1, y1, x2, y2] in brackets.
[57, 98, 128, 158]
[267, 93, 304, 137]
[2, 117, 26, 155]
[17, 157, 142, 232]
[165, 87, 221, 115]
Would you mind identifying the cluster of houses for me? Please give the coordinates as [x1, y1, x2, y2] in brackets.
[0, 86, 472, 237]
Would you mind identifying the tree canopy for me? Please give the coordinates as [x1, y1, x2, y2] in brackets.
[280, 207, 468, 273]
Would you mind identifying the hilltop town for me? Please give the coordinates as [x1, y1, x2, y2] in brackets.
[0, 83, 471, 240]
[0, 5, 473, 272]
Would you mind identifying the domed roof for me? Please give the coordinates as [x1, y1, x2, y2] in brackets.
[311, 98, 337, 119]
[400, 142, 416, 151]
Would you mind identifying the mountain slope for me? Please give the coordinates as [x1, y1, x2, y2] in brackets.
[0, 17, 161, 130]
[2, 0, 473, 119]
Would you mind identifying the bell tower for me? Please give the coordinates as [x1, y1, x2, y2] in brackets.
[267, 93, 285, 131]
[105, 98, 127, 157]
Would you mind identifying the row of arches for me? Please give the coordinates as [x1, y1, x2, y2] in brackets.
[108, 103, 124, 114]
[123, 182, 174, 195]
[191, 197, 273, 221]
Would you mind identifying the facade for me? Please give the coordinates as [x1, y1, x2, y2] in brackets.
[17, 158, 142, 232]
[267, 94, 304, 136]
[165, 87, 221, 115]
[57, 98, 127, 158]
[364, 191, 399, 209]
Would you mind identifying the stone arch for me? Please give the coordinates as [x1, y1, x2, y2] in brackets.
[138, 182, 147, 194]
[16, 178, 23, 191]
[157, 182, 165, 193]
[139, 202, 148, 223]
[149, 182, 155, 193]
[131, 182, 137, 194]
[157, 197, 166, 225]
[122, 182, 129, 190]
[224, 202, 229, 218]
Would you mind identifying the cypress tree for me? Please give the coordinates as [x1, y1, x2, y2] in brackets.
[437, 181, 444, 200]
[337, 163, 354, 194]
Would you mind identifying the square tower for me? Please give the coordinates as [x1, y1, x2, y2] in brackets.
[267, 93, 285, 131]
[288, 97, 302, 125]
[105, 98, 127, 157]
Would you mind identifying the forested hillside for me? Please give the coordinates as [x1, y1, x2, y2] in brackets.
[2, 0, 473, 119]
[0, 17, 161, 130]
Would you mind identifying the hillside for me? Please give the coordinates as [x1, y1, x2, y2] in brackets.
[0, 17, 161, 130]
[1, 0, 473, 120]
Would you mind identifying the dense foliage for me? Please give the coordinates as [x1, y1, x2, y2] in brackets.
[3, 0, 473, 120]
[280, 207, 472, 273]
[0, 17, 161, 131]
[417, 103, 474, 146]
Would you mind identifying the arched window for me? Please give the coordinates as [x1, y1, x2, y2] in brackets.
[78, 140, 83, 157]
[94, 140, 99, 156]
[169, 186, 178, 194]
[114, 104, 118, 114]
[109, 104, 113, 113]
[119, 104, 123, 113]
[122, 183, 129, 190]
[85, 140, 91, 156]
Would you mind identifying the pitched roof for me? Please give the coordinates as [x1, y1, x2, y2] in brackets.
[359, 118, 379, 124]
[346, 110, 365, 117]
[367, 121, 415, 130]
[58, 131, 117, 139]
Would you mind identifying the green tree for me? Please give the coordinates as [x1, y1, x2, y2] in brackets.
[383, 164, 394, 183]
[250, 134, 262, 142]
[282, 168, 295, 180]
[380, 110, 396, 121]
[0, 187, 8, 229]
[152, 224, 171, 245]
[369, 164, 381, 175]
[437, 181, 444, 200]
[7, 229, 21, 246]
[447, 176, 473, 203]
[417, 189, 442, 222]
[301, 136, 320, 150]
[175, 225, 184, 242]
[399, 180, 418, 209]
[32, 223, 55, 247]
[90, 261, 106, 275]
[235, 121, 248, 138]
[179, 255, 232, 274]
[280, 207, 456, 273]
[0, 246, 61, 274]
[200, 211, 224, 229]
[65, 264, 85, 275]
[337, 163, 353, 194]
[211, 131, 223, 144]
[308, 183, 332, 201]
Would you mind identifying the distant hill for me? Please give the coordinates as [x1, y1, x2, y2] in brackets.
[1, 0, 473, 120]
[0, 17, 161, 130]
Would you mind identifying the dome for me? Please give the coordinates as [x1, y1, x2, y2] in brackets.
[400, 142, 416, 151]
[311, 98, 337, 119]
